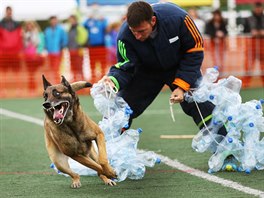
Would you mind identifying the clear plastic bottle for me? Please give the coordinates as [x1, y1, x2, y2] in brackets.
[90, 83, 160, 181]
[202, 66, 219, 84]
[192, 123, 222, 153]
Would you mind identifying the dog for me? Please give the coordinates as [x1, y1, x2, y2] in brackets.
[42, 75, 117, 188]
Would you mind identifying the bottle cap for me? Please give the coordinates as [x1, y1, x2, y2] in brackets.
[156, 158, 161, 164]
[245, 168, 251, 174]
[125, 107, 133, 115]
[228, 137, 233, 143]
[256, 105, 261, 109]
[209, 95, 214, 100]
[213, 66, 219, 71]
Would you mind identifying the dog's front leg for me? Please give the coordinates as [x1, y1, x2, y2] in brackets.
[95, 132, 117, 178]
[72, 155, 116, 185]
[72, 155, 104, 175]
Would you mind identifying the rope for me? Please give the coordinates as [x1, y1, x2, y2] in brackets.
[169, 101, 176, 122]
[188, 90, 230, 149]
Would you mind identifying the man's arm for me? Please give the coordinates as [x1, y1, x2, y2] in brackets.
[101, 37, 139, 91]
[174, 14, 204, 90]
[170, 14, 204, 103]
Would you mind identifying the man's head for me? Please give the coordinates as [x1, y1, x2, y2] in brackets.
[49, 16, 58, 28]
[127, 1, 156, 41]
[253, 2, 263, 16]
[5, 6, 13, 19]
[68, 15, 77, 26]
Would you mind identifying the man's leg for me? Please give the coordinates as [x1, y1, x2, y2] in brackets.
[118, 71, 164, 128]
[180, 100, 227, 136]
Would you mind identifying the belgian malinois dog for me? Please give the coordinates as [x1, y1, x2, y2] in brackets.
[42, 75, 116, 188]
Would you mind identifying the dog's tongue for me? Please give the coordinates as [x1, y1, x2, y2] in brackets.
[53, 109, 64, 120]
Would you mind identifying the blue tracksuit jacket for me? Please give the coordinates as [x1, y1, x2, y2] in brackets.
[108, 2, 204, 91]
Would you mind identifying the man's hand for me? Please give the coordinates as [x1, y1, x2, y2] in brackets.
[98, 76, 116, 89]
[170, 87, 185, 104]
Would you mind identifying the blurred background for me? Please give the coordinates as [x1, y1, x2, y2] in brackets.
[0, 0, 263, 98]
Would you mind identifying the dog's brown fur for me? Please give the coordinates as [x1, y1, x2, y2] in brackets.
[42, 75, 116, 188]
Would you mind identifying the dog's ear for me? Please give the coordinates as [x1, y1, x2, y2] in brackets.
[61, 75, 75, 95]
[71, 81, 92, 92]
[42, 75, 52, 90]
[61, 75, 70, 87]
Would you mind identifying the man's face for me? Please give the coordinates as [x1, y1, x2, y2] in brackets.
[129, 16, 156, 42]
[5, 8, 12, 19]
[50, 18, 58, 27]
[254, 6, 263, 16]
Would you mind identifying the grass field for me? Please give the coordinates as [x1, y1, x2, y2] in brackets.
[0, 87, 264, 198]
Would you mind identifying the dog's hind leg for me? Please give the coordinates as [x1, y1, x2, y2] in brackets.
[45, 134, 81, 188]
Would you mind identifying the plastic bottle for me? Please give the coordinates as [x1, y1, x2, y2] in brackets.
[137, 150, 161, 167]
[91, 83, 161, 181]
[192, 123, 222, 153]
[202, 66, 219, 84]
[188, 67, 264, 173]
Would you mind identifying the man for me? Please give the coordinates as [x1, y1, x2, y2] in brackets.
[244, 2, 264, 37]
[100, 2, 227, 139]
[44, 16, 68, 83]
[67, 15, 88, 81]
[83, 15, 107, 47]
[243, 2, 264, 87]
[0, 6, 22, 72]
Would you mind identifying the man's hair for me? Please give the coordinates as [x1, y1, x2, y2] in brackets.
[49, 16, 57, 21]
[69, 15, 77, 20]
[6, 6, 12, 11]
[255, 2, 263, 7]
[126, 1, 154, 28]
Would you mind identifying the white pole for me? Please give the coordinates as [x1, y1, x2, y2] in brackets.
[227, 0, 238, 35]
[212, 0, 220, 9]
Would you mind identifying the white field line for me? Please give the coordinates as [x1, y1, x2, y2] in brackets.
[1, 107, 264, 198]
[0, 108, 44, 126]
[0, 108, 181, 120]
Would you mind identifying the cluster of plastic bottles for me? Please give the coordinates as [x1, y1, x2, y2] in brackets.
[91, 82, 160, 182]
[50, 82, 160, 181]
[186, 66, 264, 174]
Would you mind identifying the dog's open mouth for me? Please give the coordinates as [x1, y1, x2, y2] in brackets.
[44, 101, 69, 125]
[53, 102, 69, 125]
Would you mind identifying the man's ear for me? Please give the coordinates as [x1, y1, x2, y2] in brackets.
[151, 16, 156, 26]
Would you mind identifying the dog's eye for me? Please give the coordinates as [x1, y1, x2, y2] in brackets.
[52, 90, 61, 97]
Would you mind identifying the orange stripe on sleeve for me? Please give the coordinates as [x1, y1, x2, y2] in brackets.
[184, 19, 198, 48]
[173, 78, 190, 91]
[187, 47, 204, 53]
[186, 16, 203, 48]
[184, 16, 204, 50]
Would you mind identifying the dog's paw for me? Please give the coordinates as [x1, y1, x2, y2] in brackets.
[105, 179, 117, 186]
[103, 166, 117, 179]
[71, 180, 81, 189]
[107, 170, 117, 179]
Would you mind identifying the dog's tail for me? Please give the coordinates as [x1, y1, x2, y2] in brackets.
[71, 81, 92, 92]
